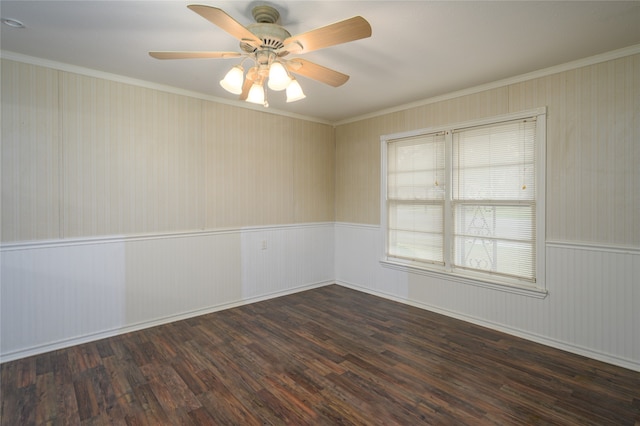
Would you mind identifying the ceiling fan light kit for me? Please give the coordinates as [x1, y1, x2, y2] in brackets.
[286, 78, 306, 103]
[149, 4, 372, 108]
[267, 62, 292, 91]
[246, 82, 266, 105]
[219, 64, 245, 94]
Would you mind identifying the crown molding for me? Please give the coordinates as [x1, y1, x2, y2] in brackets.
[0, 50, 333, 126]
[334, 43, 640, 126]
[2, 43, 639, 127]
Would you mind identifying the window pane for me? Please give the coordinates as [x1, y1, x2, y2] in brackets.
[389, 230, 444, 263]
[453, 204, 535, 241]
[388, 202, 443, 263]
[388, 133, 445, 201]
[453, 120, 535, 201]
[453, 203, 535, 280]
[389, 202, 443, 233]
[451, 119, 537, 282]
[453, 237, 535, 280]
[388, 171, 445, 200]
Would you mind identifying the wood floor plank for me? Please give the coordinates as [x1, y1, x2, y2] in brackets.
[2, 285, 639, 425]
[72, 376, 99, 421]
[3, 385, 37, 426]
[34, 372, 56, 424]
[196, 389, 262, 426]
[15, 357, 36, 388]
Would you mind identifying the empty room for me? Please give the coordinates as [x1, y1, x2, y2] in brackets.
[1, 1, 639, 424]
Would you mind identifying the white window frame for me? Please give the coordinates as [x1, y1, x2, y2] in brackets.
[380, 108, 547, 298]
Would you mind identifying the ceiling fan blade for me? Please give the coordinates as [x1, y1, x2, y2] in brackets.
[287, 59, 349, 87]
[283, 16, 371, 54]
[187, 5, 262, 49]
[149, 51, 242, 60]
[239, 67, 259, 101]
[239, 77, 254, 101]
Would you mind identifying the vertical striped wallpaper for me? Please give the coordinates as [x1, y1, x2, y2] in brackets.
[1, 59, 336, 243]
[6, 53, 637, 246]
[336, 54, 640, 248]
[60, 74, 208, 237]
[1, 61, 61, 241]
[508, 55, 640, 246]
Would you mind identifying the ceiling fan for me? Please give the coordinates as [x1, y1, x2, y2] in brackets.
[149, 4, 372, 106]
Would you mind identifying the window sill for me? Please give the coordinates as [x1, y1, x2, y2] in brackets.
[380, 258, 548, 299]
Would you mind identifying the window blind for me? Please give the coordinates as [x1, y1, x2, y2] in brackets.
[387, 133, 445, 264]
[452, 119, 537, 281]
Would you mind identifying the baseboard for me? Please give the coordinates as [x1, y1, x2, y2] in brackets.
[335, 280, 640, 373]
[0, 280, 333, 364]
[5, 278, 638, 373]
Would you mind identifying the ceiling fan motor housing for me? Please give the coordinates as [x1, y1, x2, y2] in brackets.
[252, 5, 280, 24]
[241, 23, 291, 52]
[240, 6, 291, 53]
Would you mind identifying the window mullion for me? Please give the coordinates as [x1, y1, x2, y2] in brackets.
[443, 130, 453, 271]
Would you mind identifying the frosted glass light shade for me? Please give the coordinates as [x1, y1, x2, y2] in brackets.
[267, 62, 291, 91]
[219, 65, 244, 94]
[286, 79, 306, 102]
[246, 83, 265, 105]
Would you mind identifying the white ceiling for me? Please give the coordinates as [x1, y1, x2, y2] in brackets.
[2, 1, 640, 122]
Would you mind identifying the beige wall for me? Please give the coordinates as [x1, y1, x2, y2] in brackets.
[3, 52, 639, 246]
[335, 54, 640, 248]
[1, 61, 61, 241]
[1, 59, 335, 242]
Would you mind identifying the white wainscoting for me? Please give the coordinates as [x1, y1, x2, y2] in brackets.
[0, 223, 334, 362]
[335, 222, 640, 372]
[3, 221, 638, 371]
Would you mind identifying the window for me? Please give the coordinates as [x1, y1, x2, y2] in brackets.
[382, 108, 546, 292]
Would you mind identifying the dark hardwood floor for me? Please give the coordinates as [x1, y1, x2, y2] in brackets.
[2, 284, 639, 425]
